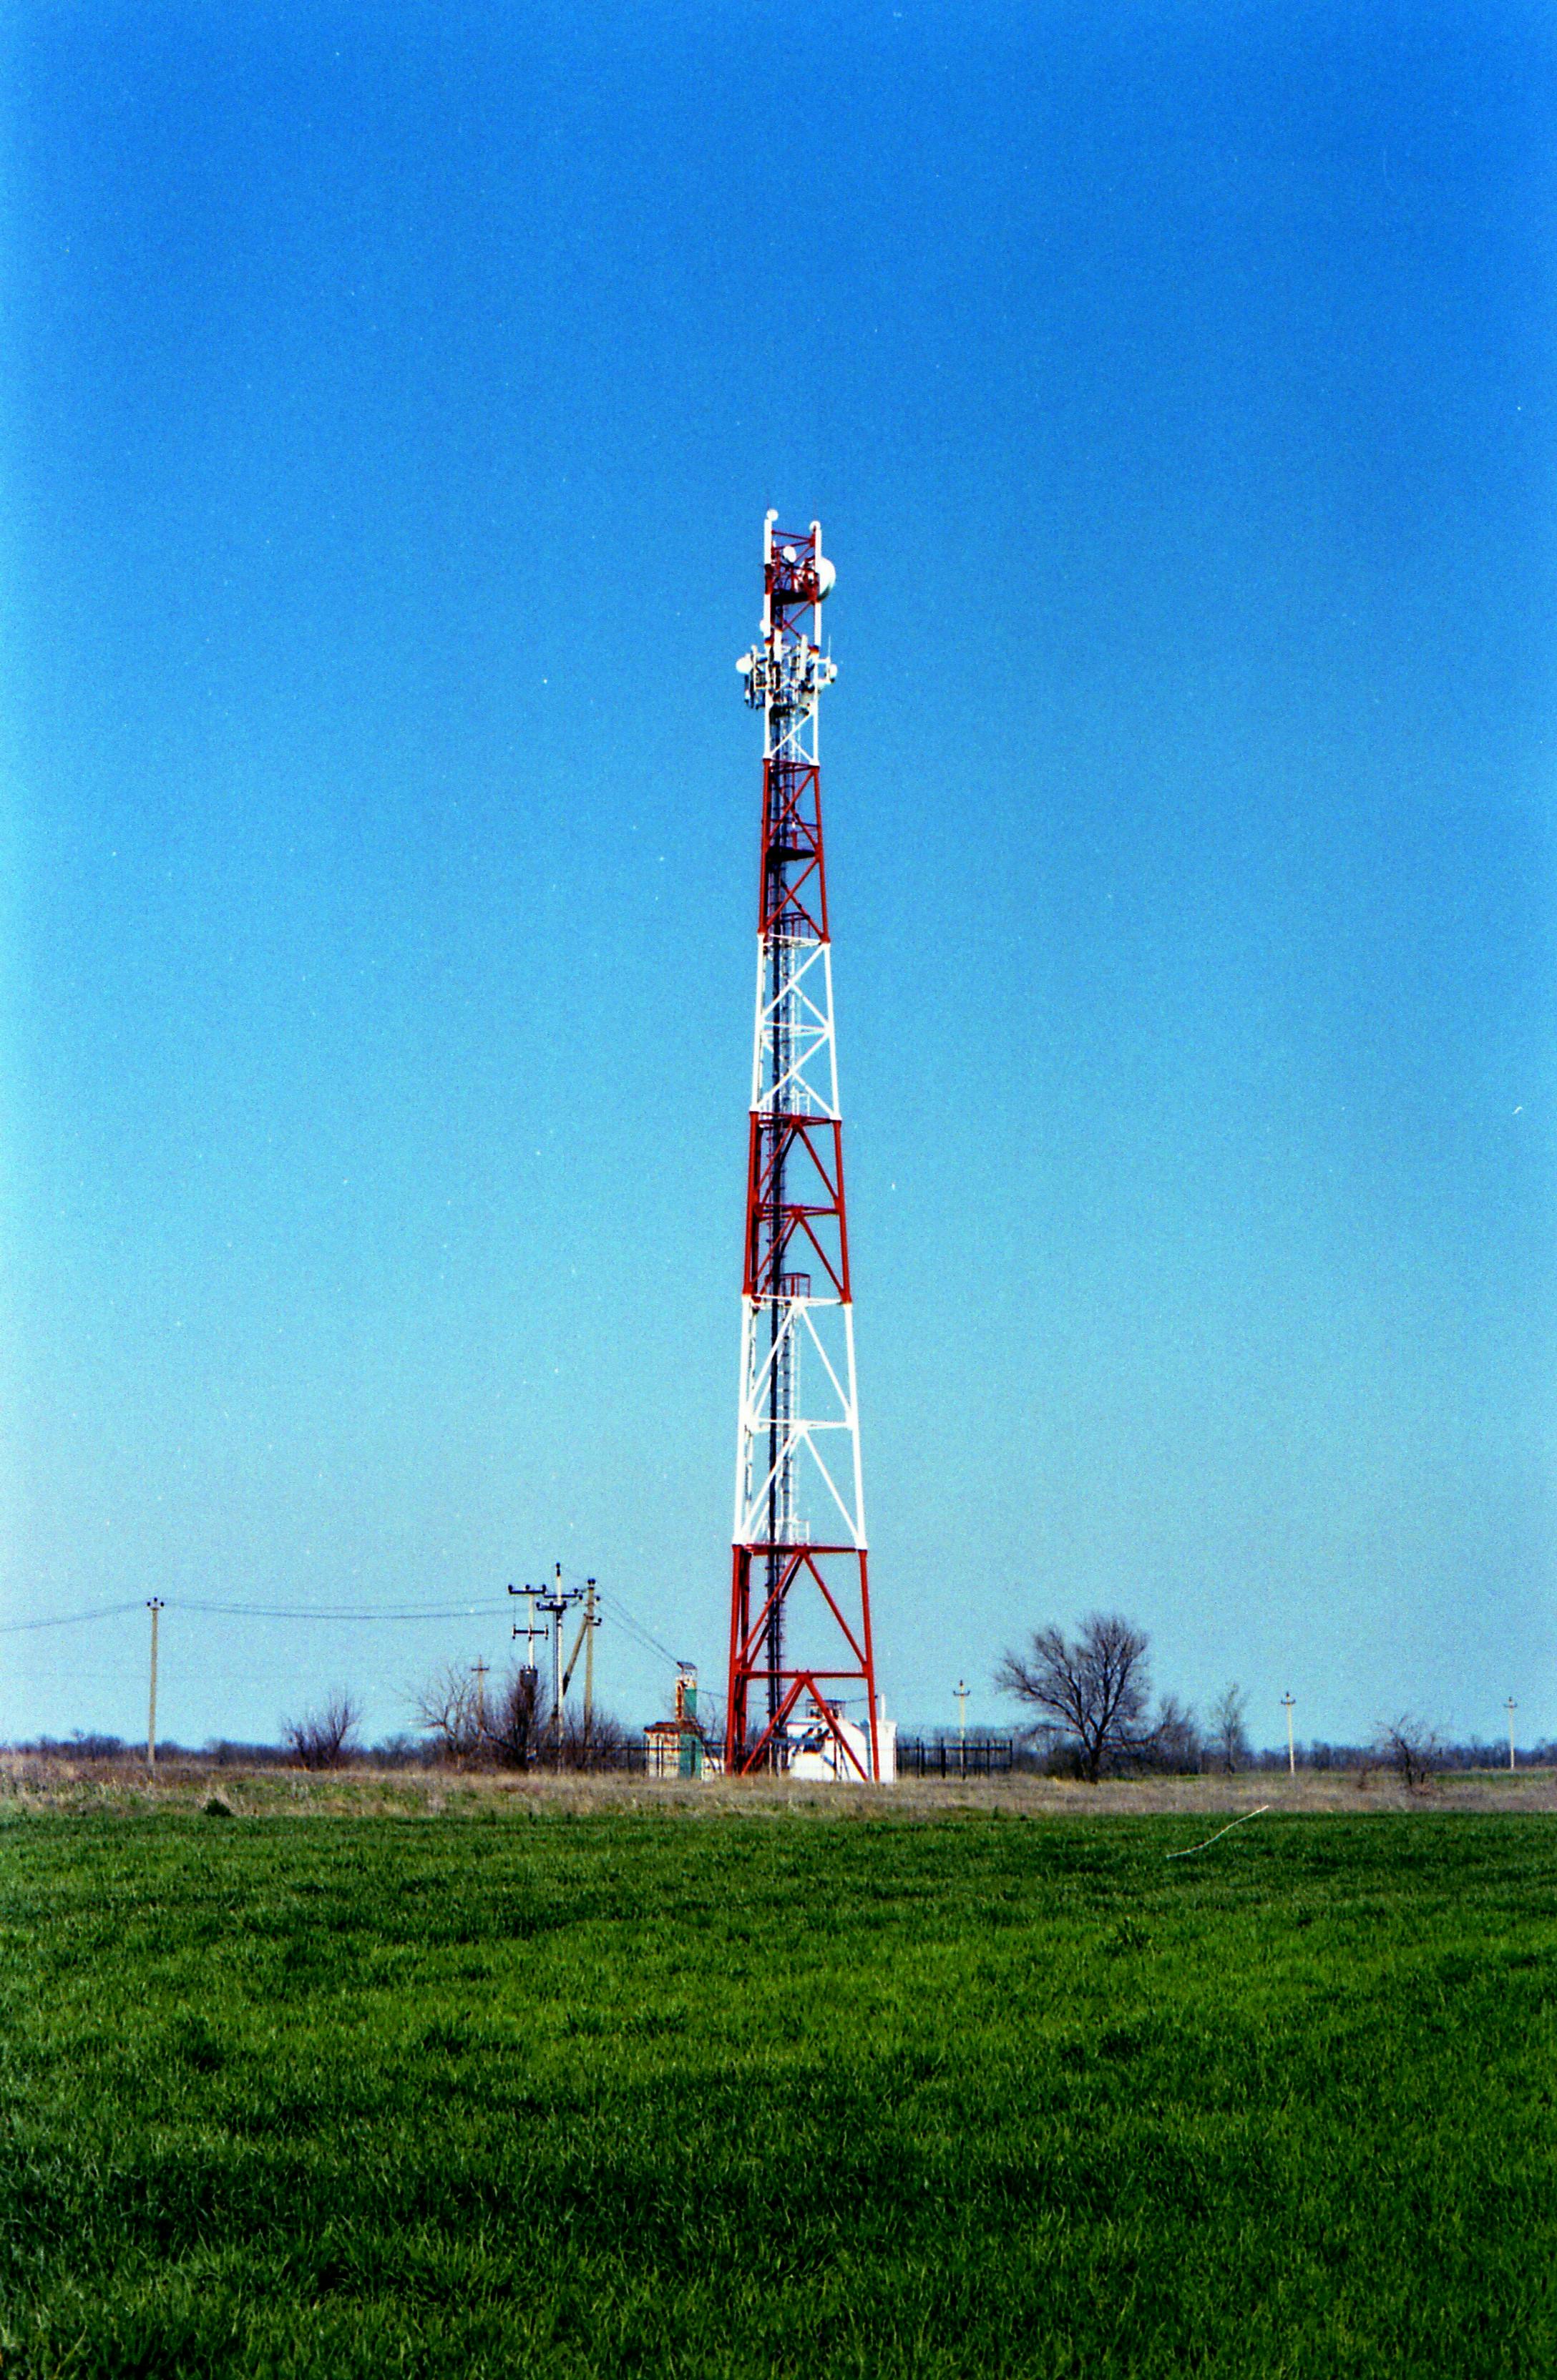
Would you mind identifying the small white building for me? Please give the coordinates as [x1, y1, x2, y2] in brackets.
[788, 1695, 897, 1784]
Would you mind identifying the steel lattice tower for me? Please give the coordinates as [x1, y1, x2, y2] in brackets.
[726, 512, 882, 1781]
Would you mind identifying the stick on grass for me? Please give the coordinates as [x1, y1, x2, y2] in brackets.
[1166, 1805, 1270, 1858]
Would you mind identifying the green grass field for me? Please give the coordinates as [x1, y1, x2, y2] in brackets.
[2, 1803, 1553, 2376]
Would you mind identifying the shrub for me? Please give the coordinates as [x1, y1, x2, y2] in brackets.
[1375, 1716, 1440, 1794]
[282, 1690, 362, 1771]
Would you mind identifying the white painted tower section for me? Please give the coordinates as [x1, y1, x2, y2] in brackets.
[731, 516, 866, 1580]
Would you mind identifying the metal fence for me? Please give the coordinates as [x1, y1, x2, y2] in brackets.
[894, 1738, 1016, 1778]
[522, 1738, 1021, 1780]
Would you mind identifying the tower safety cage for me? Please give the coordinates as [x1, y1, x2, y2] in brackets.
[726, 513, 885, 1782]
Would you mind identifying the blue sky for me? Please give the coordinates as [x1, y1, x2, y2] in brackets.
[3, 0, 1554, 1750]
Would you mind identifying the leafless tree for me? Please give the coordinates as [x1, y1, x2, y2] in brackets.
[1209, 1683, 1251, 1774]
[555, 1705, 632, 1770]
[410, 1655, 635, 1773]
[996, 1615, 1153, 1783]
[1375, 1715, 1440, 1793]
[282, 1689, 361, 1771]
[1141, 1692, 1201, 1774]
[483, 1663, 549, 1769]
[410, 1663, 485, 1766]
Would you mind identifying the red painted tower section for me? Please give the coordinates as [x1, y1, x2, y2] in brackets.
[726, 514, 883, 1781]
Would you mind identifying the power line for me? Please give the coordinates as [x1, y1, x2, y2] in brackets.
[0, 1597, 513, 1634]
[0, 1600, 146, 1635]
[1, 1585, 690, 1674]
[595, 1587, 681, 1670]
[174, 1599, 514, 1622]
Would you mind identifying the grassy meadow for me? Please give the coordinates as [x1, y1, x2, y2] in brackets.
[1, 1791, 1553, 2376]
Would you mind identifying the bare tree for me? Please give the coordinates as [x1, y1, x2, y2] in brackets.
[483, 1663, 549, 1769]
[410, 1657, 635, 1773]
[282, 1689, 361, 1771]
[555, 1705, 631, 1770]
[410, 1663, 484, 1767]
[1375, 1715, 1440, 1793]
[1209, 1683, 1251, 1775]
[996, 1615, 1153, 1783]
[1141, 1692, 1201, 1775]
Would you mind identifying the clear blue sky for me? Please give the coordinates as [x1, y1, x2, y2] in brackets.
[4, 0, 1553, 1751]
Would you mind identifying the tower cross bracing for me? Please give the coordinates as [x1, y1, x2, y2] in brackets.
[726, 511, 882, 1781]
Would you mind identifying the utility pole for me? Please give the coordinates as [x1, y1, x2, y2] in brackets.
[508, 1582, 547, 1761]
[536, 1564, 581, 1763]
[146, 1598, 164, 1773]
[1281, 1693, 1296, 1777]
[560, 1580, 602, 1743]
[1507, 1697, 1518, 1773]
[473, 1657, 489, 1746]
[955, 1678, 970, 1776]
[582, 1581, 599, 1741]
[509, 1582, 547, 1668]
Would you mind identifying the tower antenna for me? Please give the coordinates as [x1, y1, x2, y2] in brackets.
[726, 514, 884, 1781]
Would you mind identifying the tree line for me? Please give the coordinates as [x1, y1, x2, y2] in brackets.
[11, 1619, 1541, 1781]
[280, 1661, 633, 1771]
[995, 1612, 1511, 1788]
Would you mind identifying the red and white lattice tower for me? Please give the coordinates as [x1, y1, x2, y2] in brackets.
[725, 512, 883, 1781]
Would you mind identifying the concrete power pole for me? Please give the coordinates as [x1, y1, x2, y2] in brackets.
[1507, 1697, 1518, 1773]
[508, 1582, 547, 1763]
[537, 1564, 581, 1764]
[955, 1678, 970, 1776]
[146, 1598, 164, 1772]
[582, 1580, 598, 1740]
[560, 1580, 601, 1744]
[1281, 1693, 1296, 1777]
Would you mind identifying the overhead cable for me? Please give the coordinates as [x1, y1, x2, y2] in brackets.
[0, 1600, 148, 1635]
[2, 1587, 690, 1670]
[172, 1599, 515, 1622]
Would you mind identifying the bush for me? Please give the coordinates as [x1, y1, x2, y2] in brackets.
[410, 1657, 632, 1771]
[1374, 1716, 1440, 1794]
[281, 1690, 362, 1771]
[555, 1707, 631, 1769]
[484, 1665, 547, 1769]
